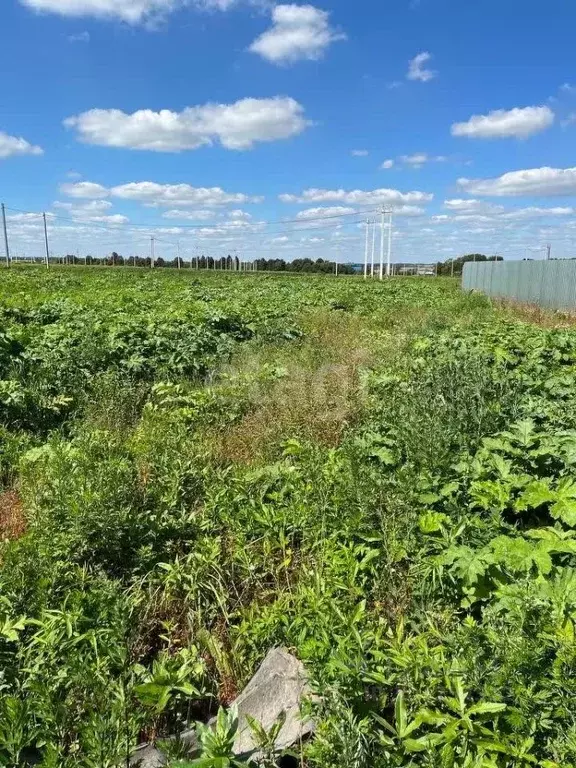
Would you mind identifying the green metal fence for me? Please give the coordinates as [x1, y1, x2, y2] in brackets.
[462, 260, 576, 310]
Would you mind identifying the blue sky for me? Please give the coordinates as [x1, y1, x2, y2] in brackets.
[2, 0, 576, 262]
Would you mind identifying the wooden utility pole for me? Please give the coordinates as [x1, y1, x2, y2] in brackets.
[1, 204, 10, 267]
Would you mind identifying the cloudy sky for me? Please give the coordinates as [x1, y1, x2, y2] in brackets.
[2, 0, 576, 262]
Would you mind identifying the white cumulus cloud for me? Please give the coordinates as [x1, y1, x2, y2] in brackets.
[457, 167, 576, 197]
[228, 209, 252, 220]
[407, 52, 436, 82]
[6, 212, 50, 224]
[279, 187, 433, 206]
[61, 180, 261, 207]
[381, 159, 394, 169]
[20, 0, 181, 24]
[295, 206, 356, 219]
[451, 106, 554, 139]
[249, 4, 345, 65]
[500, 206, 575, 220]
[110, 181, 262, 206]
[443, 199, 504, 215]
[64, 97, 310, 151]
[52, 200, 129, 224]
[392, 205, 426, 216]
[400, 153, 446, 168]
[162, 209, 215, 220]
[161, 207, 253, 221]
[88, 213, 129, 224]
[351, 149, 369, 157]
[0, 131, 43, 159]
[60, 181, 110, 198]
[53, 199, 128, 223]
[20, 0, 245, 24]
[54, 199, 112, 213]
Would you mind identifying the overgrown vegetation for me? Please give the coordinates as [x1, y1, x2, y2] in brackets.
[0, 267, 574, 767]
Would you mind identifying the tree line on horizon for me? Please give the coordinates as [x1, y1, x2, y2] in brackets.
[55, 253, 357, 273]
[435, 253, 504, 276]
[40, 251, 503, 275]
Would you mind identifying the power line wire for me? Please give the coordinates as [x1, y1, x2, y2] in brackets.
[4, 204, 380, 235]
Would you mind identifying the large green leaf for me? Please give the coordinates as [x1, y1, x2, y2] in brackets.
[515, 479, 555, 513]
[551, 478, 576, 527]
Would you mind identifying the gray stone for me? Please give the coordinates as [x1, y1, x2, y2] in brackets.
[135, 648, 313, 765]
[231, 647, 314, 757]
[129, 744, 167, 767]
[179, 725, 199, 752]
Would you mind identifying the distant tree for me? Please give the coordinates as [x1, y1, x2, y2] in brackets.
[250, 256, 355, 275]
[436, 253, 503, 276]
[110, 251, 125, 266]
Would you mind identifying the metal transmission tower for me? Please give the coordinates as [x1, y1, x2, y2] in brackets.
[371, 208, 394, 279]
[379, 207, 394, 279]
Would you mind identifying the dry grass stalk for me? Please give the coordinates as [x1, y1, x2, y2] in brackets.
[0, 489, 26, 541]
[497, 298, 576, 328]
[215, 312, 373, 464]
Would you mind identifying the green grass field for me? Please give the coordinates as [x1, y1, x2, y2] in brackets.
[0, 267, 575, 767]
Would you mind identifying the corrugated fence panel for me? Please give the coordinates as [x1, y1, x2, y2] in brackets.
[461, 260, 576, 311]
